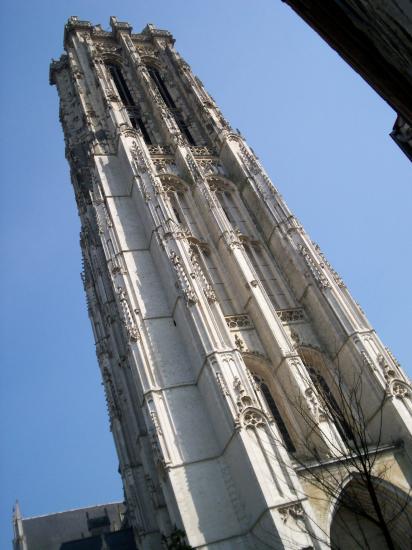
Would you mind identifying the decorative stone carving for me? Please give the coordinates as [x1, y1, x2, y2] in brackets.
[101, 203, 113, 228]
[93, 207, 104, 234]
[147, 144, 173, 156]
[95, 337, 109, 358]
[136, 174, 151, 202]
[51, 18, 412, 548]
[130, 140, 148, 173]
[189, 145, 216, 157]
[95, 43, 122, 54]
[360, 350, 375, 370]
[215, 372, 230, 397]
[206, 176, 222, 193]
[171, 133, 187, 147]
[189, 245, 217, 303]
[278, 215, 303, 235]
[153, 157, 177, 173]
[377, 353, 397, 382]
[298, 244, 331, 289]
[278, 502, 304, 523]
[390, 380, 410, 399]
[290, 329, 301, 346]
[150, 410, 163, 435]
[233, 376, 254, 411]
[385, 347, 401, 369]
[150, 432, 166, 468]
[242, 408, 267, 429]
[225, 314, 253, 330]
[313, 242, 346, 288]
[223, 228, 243, 250]
[276, 308, 305, 323]
[304, 387, 326, 422]
[120, 127, 141, 139]
[136, 46, 159, 58]
[239, 144, 260, 175]
[110, 255, 123, 275]
[185, 153, 203, 184]
[197, 158, 219, 176]
[160, 219, 191, 241]
[144, 474, 160, 508]
[234, 334, 246, 352]
[169, 250, 197, 305]
[102, 366, 122, 422]
[117, 287, 140, 342]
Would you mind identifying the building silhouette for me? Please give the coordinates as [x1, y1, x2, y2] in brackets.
[12, 502, 137, 550]
[282, 0, 412, 160]
[45, 16, 412, 549]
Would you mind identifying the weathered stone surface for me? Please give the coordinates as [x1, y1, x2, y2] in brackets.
[45, 16, 412, 549]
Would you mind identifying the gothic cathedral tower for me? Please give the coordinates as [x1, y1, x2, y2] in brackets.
[50, 17, 412, 550]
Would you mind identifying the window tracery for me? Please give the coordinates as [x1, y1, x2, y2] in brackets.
[253, 373, 296, 453]
[146, 65, 196, 145]
[299, 348, 353, 441]
[106, 63, 152, 144]
[216, 189, 248, 234]
[162, 182, 200, 238]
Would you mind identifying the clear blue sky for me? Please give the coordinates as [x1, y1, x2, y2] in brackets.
[0, 1, 410, 547]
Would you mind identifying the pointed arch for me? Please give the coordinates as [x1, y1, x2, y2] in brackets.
[157, 174, 203, 240]
[140, 56, 163, 70]
[158, 173, 189, 193]
[105, 61, 152, 144]
[329, 473, 412, 549]
[242, 354, 296, 453]
[298, 346, 353, 440]
[206, 175, 237, 192]
[145, 64, 196, 145]
[100, 52, 124, 66]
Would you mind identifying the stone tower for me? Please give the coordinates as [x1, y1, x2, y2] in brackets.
[50, 17, 412, 550]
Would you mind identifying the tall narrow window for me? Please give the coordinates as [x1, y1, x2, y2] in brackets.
[244, 244, 288, 308]
[197, 247, 234, 314]
[300, 350, 354, 441]
[147, 66, 176, 108]
[216, 191, 247, 232]
[106, 64, 152, 144]
[171, 203, 182, 224]
[167, 188, 200, 237]
[147, 66, 196, 145]
[307, 367, 353, 441]
[254, 375, 296, 453]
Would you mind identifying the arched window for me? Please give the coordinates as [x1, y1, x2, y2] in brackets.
[164, 183, 200, 237]
[106, 64, 152, 144]
[330, 476, 412, 550]
[254, 374, 296, 453]
[146, 66, 176, 108]
[300, 349, 353, 441]
[216, 190, 247, 232]
[146, 66, 196, 145]
[194, 245, 234, 314]
[244, 243, 280, 307]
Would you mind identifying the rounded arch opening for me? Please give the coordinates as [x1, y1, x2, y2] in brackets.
[330, 474, 412, 549]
